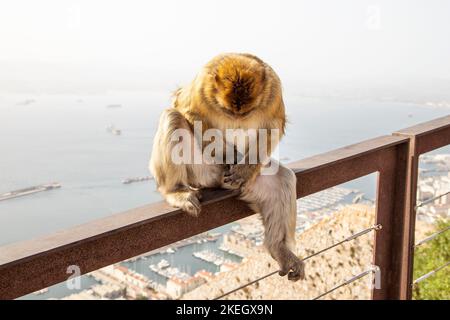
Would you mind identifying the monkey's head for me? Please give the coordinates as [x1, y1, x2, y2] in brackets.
[209, 54, 266, 117]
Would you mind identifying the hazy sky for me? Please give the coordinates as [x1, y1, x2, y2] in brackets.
[1, 0, 449, 93]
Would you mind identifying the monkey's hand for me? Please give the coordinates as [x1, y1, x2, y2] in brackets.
[222, 164, 259, 190]
[277, 246, 306, 281]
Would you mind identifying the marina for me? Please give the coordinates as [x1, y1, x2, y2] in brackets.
[123, 232, 220, 262]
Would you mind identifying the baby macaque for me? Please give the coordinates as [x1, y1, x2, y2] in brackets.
[150, 53, 304, 281]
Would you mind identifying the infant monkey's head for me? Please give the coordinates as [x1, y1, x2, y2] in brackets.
[209, 54, 266, 117]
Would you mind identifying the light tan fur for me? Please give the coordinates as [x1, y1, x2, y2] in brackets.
[149, 53, 305, 281]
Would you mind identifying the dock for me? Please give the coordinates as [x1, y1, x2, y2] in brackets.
[0, 183, 61, 202]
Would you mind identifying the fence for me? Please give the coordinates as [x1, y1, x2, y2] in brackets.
[0, 115, 449, 300]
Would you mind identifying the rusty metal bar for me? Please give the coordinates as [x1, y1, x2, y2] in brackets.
[0, 135, 408, 300]
[372, 141, 410, 300]
[290, 135, 409, 198]
[395, 115, 450, 155]
[391, 114, 450, 300]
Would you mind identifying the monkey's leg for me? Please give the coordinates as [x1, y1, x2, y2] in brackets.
[149, 108, 201, 216]
[240, 162, 305, 281]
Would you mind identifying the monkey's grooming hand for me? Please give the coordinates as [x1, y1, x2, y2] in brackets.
[222, 164, 259, 190]
[277, 246, 306, 281]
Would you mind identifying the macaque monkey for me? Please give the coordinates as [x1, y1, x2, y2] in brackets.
[149, 53, 305, 281]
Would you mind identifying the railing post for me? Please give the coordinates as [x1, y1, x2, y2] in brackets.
[392, 134, 420, 300]
[372, 141, 411, 299]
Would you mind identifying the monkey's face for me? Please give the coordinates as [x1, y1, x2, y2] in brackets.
[211, 59, 266, 118]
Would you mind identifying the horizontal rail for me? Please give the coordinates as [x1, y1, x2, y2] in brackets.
[214, 224, 381, 300]
[0, 135, 407, 299]
[415, 191, 450, 209]
[415, 226, 450, 248]
[413, 261, 450, 285]
[394, 114, 450, 155]
[313, 266, 378, 300]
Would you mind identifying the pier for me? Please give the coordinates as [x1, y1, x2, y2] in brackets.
[0, 183, 61, 202]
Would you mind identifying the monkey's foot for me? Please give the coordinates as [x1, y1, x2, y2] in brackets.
[166, 190, 201, 217]
[277, 250, 306, 281]
[179, 198, 200, 217]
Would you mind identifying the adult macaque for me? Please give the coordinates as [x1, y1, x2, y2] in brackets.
[150, 53, 304, 281]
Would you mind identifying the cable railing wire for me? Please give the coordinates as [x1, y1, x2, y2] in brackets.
[415, 191, 450, 209]
[413, 261, 450, 285]
[312, 266, 378, 300]
[414, 225, 450, 247]
[213, 224, 382, 300]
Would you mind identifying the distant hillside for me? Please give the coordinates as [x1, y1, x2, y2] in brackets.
[184, 204, 431, 300]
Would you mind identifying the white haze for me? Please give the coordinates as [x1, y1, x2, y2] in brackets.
[0, 0, 449, 96]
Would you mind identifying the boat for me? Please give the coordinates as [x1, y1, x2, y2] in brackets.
[112, 129, 121, 135]
[193, 250, 232, 266]
[158, 259, 170, 269]
[206, 232, 221, 241]
[149, 265, 158, 272]
[106, 124, 122, 136]
[33, 288, 49, 295]
[166, 247, 176, 254]
[150, 259, 170, 272]
[0, 183, 61, 202]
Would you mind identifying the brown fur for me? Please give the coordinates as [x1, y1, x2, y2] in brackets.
[173, 53, 285, 136]
[150, 53, 304, 281]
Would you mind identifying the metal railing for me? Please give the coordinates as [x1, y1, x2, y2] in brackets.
[214, 224, 382, 300]
[413, 261, 450, 286]
[0, 115, 449, 300]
